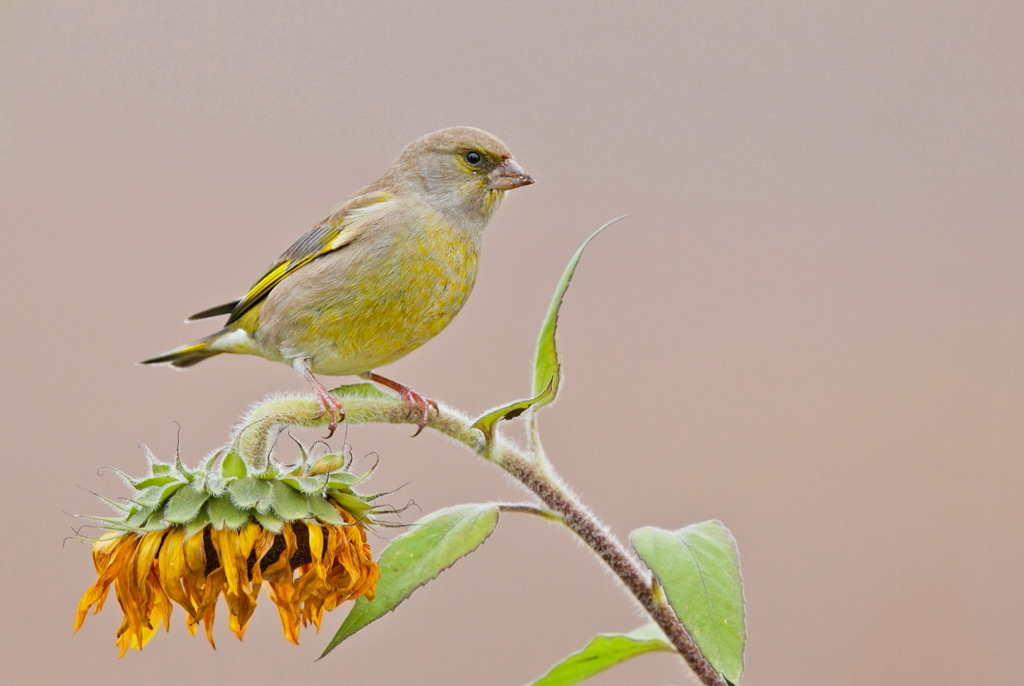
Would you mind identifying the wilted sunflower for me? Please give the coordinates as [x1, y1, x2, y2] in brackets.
[74, 445, 383, 655]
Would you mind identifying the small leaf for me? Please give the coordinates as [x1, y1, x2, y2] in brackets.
[204, 475, 227, 496]
[150, 462, 173, 476]
[321, 503, 500, 657]
[308, 496, 346, 525]
[529, 624, 674, 686]
[253, 510, 284, 534]
[330, 491, 372, 519]
[281, 476, 327, 495]
[326, 473, 360, 489]
[254, 463, 280, 479]
[133, 481, 184, 508]
[124, 506, 156, 530]
[133, 475, 178, 490]
[140, 510, 169, 532]
[630, 521, 745, 684]
[471, 217, 624, 439]
[163, 484, 210, 524]
[200, 448, 225, 474]
[207, 496, 251, 530]
[221, 449, 247, 479]
[306, 454, 346, 476]
[184, 508, 211, 540]
[471, 381, 553, 439]
[132, 485, 165, 509]
[173, 455, 191, 480]
[271, 480, 313, 520]
[228, 477, 273, 510]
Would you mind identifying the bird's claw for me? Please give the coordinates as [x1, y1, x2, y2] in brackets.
[363, 372, 437, 437]
[401, 389, 437, 437]
[312, 388, 346, 439]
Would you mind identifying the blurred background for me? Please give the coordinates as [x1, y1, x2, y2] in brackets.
[1, 2, 1022, 684]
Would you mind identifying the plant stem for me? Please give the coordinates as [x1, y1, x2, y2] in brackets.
[233, 393, 726, 686]
[493, 419, 727, 686]
[496, 502, 564, 522]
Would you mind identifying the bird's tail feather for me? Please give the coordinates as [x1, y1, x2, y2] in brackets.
[141, 331, 225, 368]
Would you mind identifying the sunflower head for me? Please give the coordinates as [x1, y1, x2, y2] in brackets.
[75, 443, 383, 655]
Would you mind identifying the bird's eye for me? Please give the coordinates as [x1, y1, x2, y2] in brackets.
[464, 150, 483, 165]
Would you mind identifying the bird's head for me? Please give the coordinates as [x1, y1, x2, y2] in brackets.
[392, 126, 534, 229]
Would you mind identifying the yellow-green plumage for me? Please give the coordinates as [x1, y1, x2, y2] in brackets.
[143, 127, 533, 428]
[246, 206, 481, 376]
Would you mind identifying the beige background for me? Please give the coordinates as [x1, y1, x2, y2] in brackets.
[2, 2, 1022, 684]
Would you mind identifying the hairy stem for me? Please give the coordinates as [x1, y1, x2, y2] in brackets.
[496, 502, 564, 522]
[494, 445, 725, 686]
[233, 392, 725, 686]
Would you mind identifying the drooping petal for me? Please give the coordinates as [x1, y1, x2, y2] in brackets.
[211, 527, 257, 638]
[77, 485, 380, 652]
[268, 582, 300, 645]
[157, 527, 195, 617]
[134, 531, 166, 586]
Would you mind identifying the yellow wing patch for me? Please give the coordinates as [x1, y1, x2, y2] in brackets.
[226, 192, 392, 324]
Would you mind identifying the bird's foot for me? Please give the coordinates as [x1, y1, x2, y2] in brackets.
[301, 365, 346, 438]
[364, 372, 438, 436]
[313, 387, 346, 439]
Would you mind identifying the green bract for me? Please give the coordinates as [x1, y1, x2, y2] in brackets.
[89, 443, 380, 536]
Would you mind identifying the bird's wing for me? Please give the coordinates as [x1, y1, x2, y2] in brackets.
[223, 191, 393, 325]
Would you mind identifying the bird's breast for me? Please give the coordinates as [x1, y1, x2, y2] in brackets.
[262, 216, 482, 376]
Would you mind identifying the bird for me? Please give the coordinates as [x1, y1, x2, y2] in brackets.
[142, 126, 534, 437]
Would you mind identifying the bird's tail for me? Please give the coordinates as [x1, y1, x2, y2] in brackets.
[141, 331, 227, 368]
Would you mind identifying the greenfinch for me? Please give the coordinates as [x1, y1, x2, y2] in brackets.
[143, 126, 534, 435]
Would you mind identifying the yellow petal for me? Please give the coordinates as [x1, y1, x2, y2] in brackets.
[134, 531, 166, 586]
[307, 522, 324, 562]
[183, 529, 207, 573]
[268, 582, 300, 645]
[157, 528, 195, 616]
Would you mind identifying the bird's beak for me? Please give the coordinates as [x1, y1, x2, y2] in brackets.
[487, 158, 535, 191]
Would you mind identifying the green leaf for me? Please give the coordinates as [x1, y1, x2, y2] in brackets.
[308, 496, 346, 525]
[281, 476, 327, 495]
[221, 449, 247, 479]
[133, 475, 178, 490]
[271, 479, 313, 520]
[227, 477, 273, 510]
[184, 508, 211, 540]
[329, 491, 372, 520]
[253, 510, 284, 534]
[254, 463, 280, 479]
[471, 381, 553, 439]
[207, 496, 251, 530]
[163, 483, 210, 524]
[150, 462, 173, 476]
[124, 505, 156, 530]
[533, 217, 623, 399]
[132, 485, 164, 508]
[204, 475, 227, 496]
[173, 455, 192, 480]
[133, 481, 184, 508]
[326, 473, 360, 489]
[140, 509, 169, 532]
[321, 503, 500, 657]
[200, 448, 225, 474]
[471, 217, 624, 439]
[529, 624, 674, 686]
[630, 521, 745, 684]
[306, 453, 346, 476]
